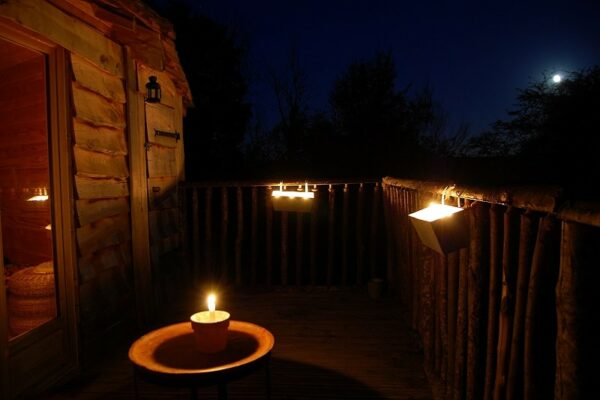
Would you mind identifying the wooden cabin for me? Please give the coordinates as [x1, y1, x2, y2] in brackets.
[0, 0, 191, 397]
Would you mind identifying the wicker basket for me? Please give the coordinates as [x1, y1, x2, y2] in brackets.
[7, 261, 55, 297]
[9, 315, 53, 337]
[7, 295, 56, 317]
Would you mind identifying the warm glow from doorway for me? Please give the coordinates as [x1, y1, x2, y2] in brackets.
[27, 195, 49, 202]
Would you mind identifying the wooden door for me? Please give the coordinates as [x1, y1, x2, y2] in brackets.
[145, 102, 182, 272]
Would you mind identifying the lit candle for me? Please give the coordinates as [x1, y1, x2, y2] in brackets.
[190, 293, 231, 353]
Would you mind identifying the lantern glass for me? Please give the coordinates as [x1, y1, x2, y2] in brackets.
[145, 76, 161, 103]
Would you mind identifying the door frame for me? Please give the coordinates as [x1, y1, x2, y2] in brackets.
[0, 19, 79, 398]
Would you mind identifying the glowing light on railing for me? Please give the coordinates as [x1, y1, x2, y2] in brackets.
[45, 224, 52, 230]
[272, 182, 315, 199]
[409, 203, 463, 222]
[408, 187, 468, 254]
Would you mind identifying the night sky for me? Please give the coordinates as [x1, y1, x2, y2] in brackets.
[194, 0, 600, 135]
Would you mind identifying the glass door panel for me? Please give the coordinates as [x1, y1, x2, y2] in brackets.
[0, 37, 57, 340]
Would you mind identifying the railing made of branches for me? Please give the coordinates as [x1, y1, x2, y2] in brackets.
[180, 180, 387, 287]
[382, 176, 600, 400]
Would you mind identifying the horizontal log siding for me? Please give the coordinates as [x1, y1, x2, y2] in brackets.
[382, 176, 600, 400]
[69, 52, 134, 352]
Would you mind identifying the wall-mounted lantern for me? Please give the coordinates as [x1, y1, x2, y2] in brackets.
[409, 200, 468, 255]
[145, 76, 161, 103]
[271, 182, 315, 213]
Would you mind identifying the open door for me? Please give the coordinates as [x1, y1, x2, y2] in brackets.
[0, 26, 77, 399]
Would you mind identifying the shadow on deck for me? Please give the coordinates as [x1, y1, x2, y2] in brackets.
[45, 284, 432, 399]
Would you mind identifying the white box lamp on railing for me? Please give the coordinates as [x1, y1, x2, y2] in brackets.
[409, 200, 468, 255]
[271, 182, 315, 213]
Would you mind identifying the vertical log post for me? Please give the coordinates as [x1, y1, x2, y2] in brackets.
[383, 185, 394, 290]
[554, 221, 594, 400]
[439, 253, 449, 386]
[493, 207, 520, 400]
[310, 188, 318, 285]
[281, 211, 289, 286]
[434, 255, 442, 377]
[341, 184, 349, 286]
[484, 205, 504, 400]
[422, 251, 436, 375]
[466, 202, 490, 400]
[192, 188, 200, 281]
[524, 216, 559, 400]
[220, 187, 229, 282]
[327, 185, 335, 286]
[506, 211, 537, 400]
[447, 251, 459, 397]
[251, 187, 258, 286]
[180, 187, 190, 281]
[266, 187, 273, 287]
[235, 186, 243, 286]
[369, 183, 381, 279]
[296, 212, 304, 285]
[205, 187, 213, 280]
[356, 183, 365, 285]
[453, 246, 469, 400]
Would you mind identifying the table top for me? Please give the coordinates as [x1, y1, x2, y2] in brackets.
[129, 320, 275, 377]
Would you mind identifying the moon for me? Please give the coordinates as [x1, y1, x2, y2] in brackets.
[552, 74, 562, 83]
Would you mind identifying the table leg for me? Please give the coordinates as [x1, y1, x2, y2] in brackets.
[265, 356, 272, 400]
[133, 367, 139, 400]
[218, 383, 228, 400]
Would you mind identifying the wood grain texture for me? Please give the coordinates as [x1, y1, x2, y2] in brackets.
[76, 213, 131, 257]
[73, 119, 127, 155]
[71, 53, 125, 103]
[76, 197, 129, 227]
[145, 102, 177, 148]
[146, 145, 177, 178]
[75, 176, 129, 199]
[72, 84, 126, 128]
[0, 0, 124, 76]
[74, 146, 129, 178]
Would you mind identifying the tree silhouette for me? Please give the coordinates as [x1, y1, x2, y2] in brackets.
[466, 66, 600, 194]
[329, 51, 433, 176]
[150, 0, 252, 179]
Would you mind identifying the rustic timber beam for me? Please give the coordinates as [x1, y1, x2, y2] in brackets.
[382, 176, 600, 228]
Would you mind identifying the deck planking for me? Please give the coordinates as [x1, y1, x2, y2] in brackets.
[45, 284, 432, 399]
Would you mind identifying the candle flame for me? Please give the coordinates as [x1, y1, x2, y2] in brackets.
[207, 294, 216, 312]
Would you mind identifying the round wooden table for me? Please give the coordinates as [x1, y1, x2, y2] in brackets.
[129, 320, 275, 399]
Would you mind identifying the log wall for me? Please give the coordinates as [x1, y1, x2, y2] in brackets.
[69, 52, 134, 352]
[382, 176, 600, 400]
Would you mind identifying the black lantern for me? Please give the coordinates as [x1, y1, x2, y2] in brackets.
[145, 76, 161, 103]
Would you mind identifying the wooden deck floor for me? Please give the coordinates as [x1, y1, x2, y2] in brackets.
[45, 285, 432, 399]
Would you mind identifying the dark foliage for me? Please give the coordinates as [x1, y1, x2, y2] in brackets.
[149, 0, 252, 179]
[465, 66, 600, 196]
[328, 52, 434, 177]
